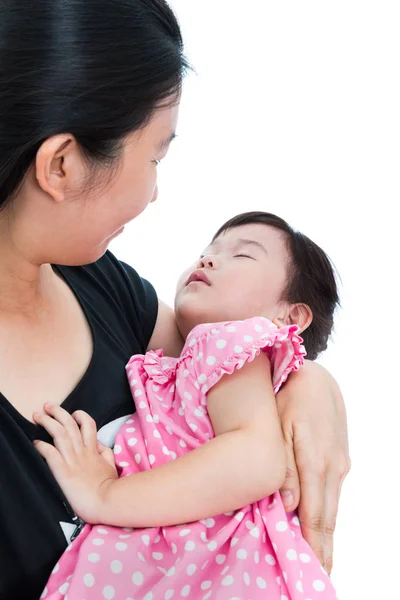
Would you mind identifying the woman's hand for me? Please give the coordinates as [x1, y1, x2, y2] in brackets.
[276, 361, 350, 575]
[33, 405, 118, 524]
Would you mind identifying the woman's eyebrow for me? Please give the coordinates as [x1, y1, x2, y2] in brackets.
[236, 238, 268, 255]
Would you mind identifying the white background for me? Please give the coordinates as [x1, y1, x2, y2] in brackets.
[111, 2, 400, 598]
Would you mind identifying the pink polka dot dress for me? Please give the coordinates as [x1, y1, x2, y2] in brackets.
[42, 318, 338, 600]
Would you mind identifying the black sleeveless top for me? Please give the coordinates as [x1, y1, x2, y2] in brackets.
[0, 251, 158, 599]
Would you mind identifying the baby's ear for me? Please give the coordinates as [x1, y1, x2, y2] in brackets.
[289, 303, 313, 333]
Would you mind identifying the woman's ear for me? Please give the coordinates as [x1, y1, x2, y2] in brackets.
[35, 135, 85, 203]
[288, 303, 313, 333]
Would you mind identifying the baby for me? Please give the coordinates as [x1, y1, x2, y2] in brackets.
[35, 211, 339, 600]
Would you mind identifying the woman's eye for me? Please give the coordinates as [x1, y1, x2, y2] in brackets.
[234, 254, 254, 260]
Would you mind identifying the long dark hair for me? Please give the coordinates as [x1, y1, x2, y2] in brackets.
[213, 212, 340, 360]
[0, 0, 189, 209]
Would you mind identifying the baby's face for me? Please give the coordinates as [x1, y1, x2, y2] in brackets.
[175, 223, 290, 337]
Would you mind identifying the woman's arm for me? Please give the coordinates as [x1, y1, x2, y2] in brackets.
[147, 300, 184, 357]
[277, 360, 350, 574]
[34, 353, 286, 528]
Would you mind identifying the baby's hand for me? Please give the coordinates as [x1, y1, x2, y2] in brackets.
[33, 405, 118, 524]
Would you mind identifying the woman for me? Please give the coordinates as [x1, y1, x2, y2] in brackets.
[0, 1, 349, 599]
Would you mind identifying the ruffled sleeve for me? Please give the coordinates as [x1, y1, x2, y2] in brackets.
[180, 317, 306, 395]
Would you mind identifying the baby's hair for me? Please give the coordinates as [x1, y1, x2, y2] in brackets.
[213, 211, 340, 360]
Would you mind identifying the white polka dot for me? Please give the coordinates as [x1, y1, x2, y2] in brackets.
[250, 526, 260, 538]
[237, 548, 248, 559]
[179, 528, 191, 537]
[287, 549, 298, 560]
[84, 573, 95, 587]
[134, 390, 142, 397]
[166, 567, 176, 577]
[153, 429, 161, 438]
[206, 356, 216, 365]
[197, 374, 207, 385]
[152, 552, 163, 561]
[132, 572, 144, 585]
[203, 593, 212, 600]
[181, 585, 191, 597]
[281, 596, 289, 600]
[178, 407, 185, 416]
[126, 427, 136, 433]
[52, 563, 60, 574]
[88, 553, 101, 563]
[119, 461, 129, 467]
[254, 324, 263, 332]
[146, 415, 154, 423]
[207, 541, 217, 551]
[171, 543, 177, 554]
[203, 518, 215, 528]
[256, 577, 267, 589]
[283, 571, 288, 582]
[276, 521, 288, 532]
[296, 580, 303, 593]
[276, 577, 281, 585]
[187, 564, 197, 576]
[265, 554, 276, 565]
[137, 551, 146, 562]
[226, 326, 237, 332]
[179, 439, 187, 447]
[254, 550, 260, 564]
[300, 553, 311, 563]
[139, 401, 146, 409]
[149, 455, 155, 464]
[166, 426, 173, 435]
[40, 588, 48, 598]
[110, 560, 123, 574]
[313, 580, 326, 592]
[216, 554, 226, 564]
[234, 345, 243, 353]
[97, 528, 108, 535]
[222, 575, 234, 586]
[92, 538, 104, 546]
[128, 438, 137, 446]
[292, 516, 300, 526]
[144, 593, 153, 600]
[184, 392, 192, 401]
[243, 572, 250, 585]
[185, 541, 196, 551]
[141, 534, 150, 545]
[244, 335, 254, 342]
[165, 591, 175, 600]
[116, 542, 127, 551]
[216, 339, 227, 349]
[230, 537, 239, 547]
[201, 581, 212, 590]
[183, 369, 190, 377]
[189, 338, 196, 347]
[189, 423, 197, 432]
[59, 582, 69, 595]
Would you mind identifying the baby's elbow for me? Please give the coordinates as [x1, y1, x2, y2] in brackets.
[257, 439, 287, 497]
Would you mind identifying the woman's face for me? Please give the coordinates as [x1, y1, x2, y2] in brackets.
[10, 101, 180, 266]
[175, 223, 291, 338]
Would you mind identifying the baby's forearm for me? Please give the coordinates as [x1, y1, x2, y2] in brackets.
[97, 426, 286, 528]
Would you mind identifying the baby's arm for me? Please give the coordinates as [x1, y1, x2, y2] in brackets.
[34, 353, 286, 528]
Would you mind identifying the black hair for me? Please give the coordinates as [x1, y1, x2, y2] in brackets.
[213, 211, 340, 360]
[0, 0, 189, 209]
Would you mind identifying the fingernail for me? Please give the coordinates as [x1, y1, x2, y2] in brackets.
[33, 412, 41, 419]
[281, 490, 294, 507]
[45, 403, 53, 409]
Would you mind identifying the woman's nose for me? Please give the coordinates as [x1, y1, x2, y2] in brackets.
[197, 254, 218, 269]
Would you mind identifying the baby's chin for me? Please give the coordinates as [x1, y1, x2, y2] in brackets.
[175, 298, 243, 340]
